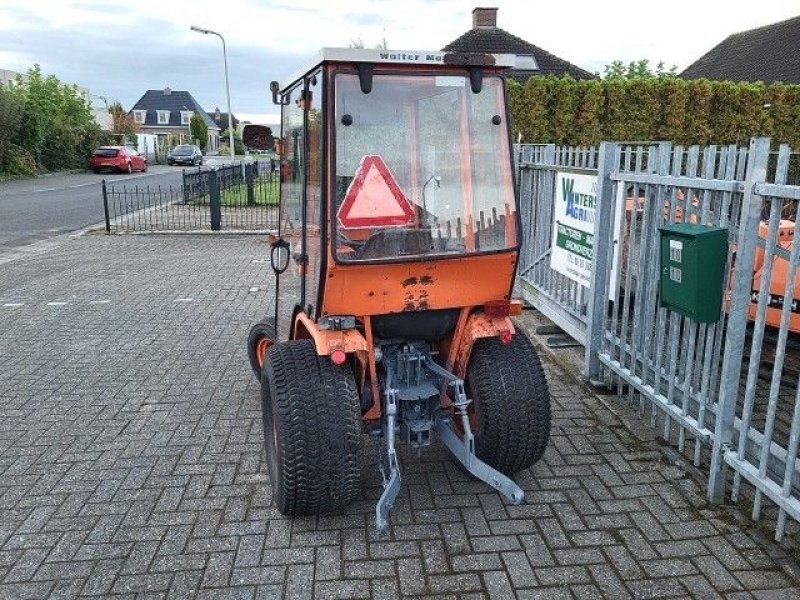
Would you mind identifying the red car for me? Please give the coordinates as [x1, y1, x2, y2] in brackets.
[90, 146, 147, 174]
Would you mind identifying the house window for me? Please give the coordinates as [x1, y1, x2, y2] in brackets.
[133, 110, 146, 123]
[157, 110, 170, 125]
[181, 111, 193, 125]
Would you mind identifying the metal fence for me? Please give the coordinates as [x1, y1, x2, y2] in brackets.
[516, 145, 598, 344]
[517, 139, 800, 540]
[102, 160, 279, 233]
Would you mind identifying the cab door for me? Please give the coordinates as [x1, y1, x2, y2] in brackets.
[273, 72, 324, 340]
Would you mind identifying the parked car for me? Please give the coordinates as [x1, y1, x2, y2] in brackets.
[90, 146, 147, 174]
[167, 145, 203, 166]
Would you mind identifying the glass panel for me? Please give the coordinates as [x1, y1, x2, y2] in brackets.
[276, 83, 305, 339]
[305, 72, 323, 318]
[334, 73, 515, 262]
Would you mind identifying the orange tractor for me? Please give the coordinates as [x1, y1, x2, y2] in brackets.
[247, 48, 550, 532]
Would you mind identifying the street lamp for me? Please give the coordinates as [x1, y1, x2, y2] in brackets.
[190, 25, 235, 164]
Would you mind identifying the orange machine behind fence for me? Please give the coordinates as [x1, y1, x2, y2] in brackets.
[625, 191, 800, 332]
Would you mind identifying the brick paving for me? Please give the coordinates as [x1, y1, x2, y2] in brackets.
[1, 234, 800, 599]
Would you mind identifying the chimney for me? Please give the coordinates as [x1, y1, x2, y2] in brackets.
[472, 7, 498, 29]
[163, 86, 172, 95]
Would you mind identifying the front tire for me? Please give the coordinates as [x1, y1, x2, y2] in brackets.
[466, 329, 551, 475]
[247, 319, 276, 380]
[125, 162, 132, 174]
[262, 340, 362, 515]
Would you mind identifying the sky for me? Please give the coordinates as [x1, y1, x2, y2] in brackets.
[1, 0, 798, 124]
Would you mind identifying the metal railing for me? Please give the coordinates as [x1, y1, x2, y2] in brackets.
[102, 160, 279, 233]
[517, 139, 800, 540]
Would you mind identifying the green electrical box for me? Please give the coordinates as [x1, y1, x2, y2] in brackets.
[659, 223, 728, 323]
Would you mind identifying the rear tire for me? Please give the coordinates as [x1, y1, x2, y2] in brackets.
[262, 340, 362, 515]
[466, 329, 551, 475]
[247, 319, 276, 381]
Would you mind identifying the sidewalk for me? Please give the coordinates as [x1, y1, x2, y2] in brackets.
[0, 234, 799, 598]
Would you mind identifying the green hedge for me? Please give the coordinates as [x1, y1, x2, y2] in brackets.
[508, 76, 800, 149]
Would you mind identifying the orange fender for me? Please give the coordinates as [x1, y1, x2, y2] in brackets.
[292, 312, 369, 356]
[452, 312, 516, 379]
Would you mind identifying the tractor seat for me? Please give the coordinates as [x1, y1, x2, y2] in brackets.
[356, 228, 434, 260]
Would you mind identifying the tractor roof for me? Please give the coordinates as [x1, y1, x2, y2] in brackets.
[280, 47, 518, 93]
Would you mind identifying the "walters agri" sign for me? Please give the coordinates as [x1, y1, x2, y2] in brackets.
[550, 172, 622, 293]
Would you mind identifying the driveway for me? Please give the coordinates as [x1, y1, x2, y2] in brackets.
[1, 233, 799, 598]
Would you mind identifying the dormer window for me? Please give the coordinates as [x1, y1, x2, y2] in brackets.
[133, 110, 146, 123]
[181, 110, 193, 125]
[514, 55, 538, 70]
[157, 110, 170, 124]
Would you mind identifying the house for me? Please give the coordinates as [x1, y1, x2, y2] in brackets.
[210, 107, 239, 133]
[129, 88, 221, 150]
[442, 7, 594, 81]
[681, 15, 800, 84]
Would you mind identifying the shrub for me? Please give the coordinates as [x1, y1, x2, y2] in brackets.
[3, 144, 37, 177]
[508, 75, 800, 148]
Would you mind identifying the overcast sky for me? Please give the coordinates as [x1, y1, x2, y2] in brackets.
[1, 0, 797, 124]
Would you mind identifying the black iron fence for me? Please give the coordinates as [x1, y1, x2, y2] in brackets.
[102, 160, 280, 232]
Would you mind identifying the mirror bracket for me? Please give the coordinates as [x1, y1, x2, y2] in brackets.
[357, 64, 374, 94]
[468, 67, 483, 94]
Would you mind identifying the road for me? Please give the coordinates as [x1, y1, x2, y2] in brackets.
[0, 166, 184, 251]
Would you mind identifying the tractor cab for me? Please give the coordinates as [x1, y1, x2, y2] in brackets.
[248, 49, 550, 532]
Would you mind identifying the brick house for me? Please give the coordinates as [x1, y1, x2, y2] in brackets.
[442, 7, 594, 81]
[129, 87, 221, 151]
[681, 15, 800, 84]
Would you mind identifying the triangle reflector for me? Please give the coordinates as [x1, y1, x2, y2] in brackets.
[338, 155, 415, 229]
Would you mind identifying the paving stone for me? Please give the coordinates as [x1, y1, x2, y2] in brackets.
[0, 235, 798, 599]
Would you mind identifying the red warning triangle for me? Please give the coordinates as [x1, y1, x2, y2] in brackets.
[338, 155, 415, 229]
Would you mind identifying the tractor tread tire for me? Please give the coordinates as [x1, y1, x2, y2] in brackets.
[262, 340, 361, 516]
[467, 329, 551, 475]
[247, 319, 276, 380]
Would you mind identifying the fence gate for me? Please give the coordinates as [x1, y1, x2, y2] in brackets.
[517, 139, 800, 540]
[516, 145, 598, 344]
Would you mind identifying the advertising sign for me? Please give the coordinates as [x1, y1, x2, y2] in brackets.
[550, 172, 622, 297]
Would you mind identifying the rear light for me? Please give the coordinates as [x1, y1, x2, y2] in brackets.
[484, 300, 523, 318]
[499, 330, 513, 345]
[331, 350, 346, 365]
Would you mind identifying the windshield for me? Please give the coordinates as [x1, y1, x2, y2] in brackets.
[94, 148, 119, 157]
[334, 72, 516, 262]
[173, 145, 193, 155]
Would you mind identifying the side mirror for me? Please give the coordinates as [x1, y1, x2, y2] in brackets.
[270, 238, 290, 274]
[270, 81, 281, 106]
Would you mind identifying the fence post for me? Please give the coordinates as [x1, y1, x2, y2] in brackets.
[584, 142, 618, 382]
[707, 137, 771, 503]
[209, 169, 221, 231]
[102, 179, 111, 234]
[246, 162, 256, 206]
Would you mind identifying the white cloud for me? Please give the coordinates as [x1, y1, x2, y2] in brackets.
[1, 0, 798, 112]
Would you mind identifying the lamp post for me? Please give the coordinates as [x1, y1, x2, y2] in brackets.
[190, 25, 235, 165]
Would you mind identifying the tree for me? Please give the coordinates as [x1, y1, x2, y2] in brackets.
[108, 101, 139, 136]
[190, 113, 208, 151]
[603, 59, 677, 80]
[0, 84, 24, 173]
[221, 128, 245, 155]
[12, 66, 104, 172]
